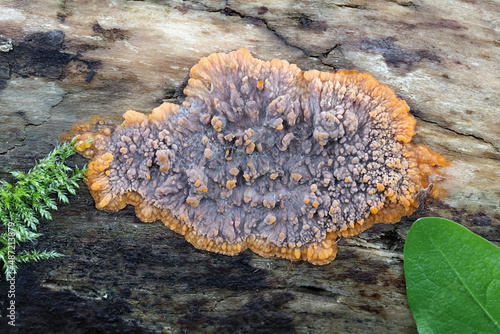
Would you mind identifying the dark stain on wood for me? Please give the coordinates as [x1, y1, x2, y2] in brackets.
[0, 30, 72, 80]
[174, 4, 193, 14]
[357, 303, 385, 314]
[257, 6, 269, 15]
[359, 289, 382, 300]
[177, 292, 296, 334]
[335, 265, 380, 285]
[0, 264, 147, 333]
[471, 213, 493, 226]
[92, 22, 129, 41]
[360, 37, 441, 70]
[56, 12, 67, 23]
[183, 253, 269, 291]
[377, 228, 405, 253]
[0, 30, 101, 89]
[427, 19, 467, 30]
[297, 14, 328, 33]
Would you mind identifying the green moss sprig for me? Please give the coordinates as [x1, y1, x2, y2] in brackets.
[0, 137, 87, 280]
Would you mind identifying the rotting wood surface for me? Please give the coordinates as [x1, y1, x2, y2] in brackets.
[0, 1, 498, 333]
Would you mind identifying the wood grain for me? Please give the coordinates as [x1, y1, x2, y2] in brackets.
[0, 1, 498, 332]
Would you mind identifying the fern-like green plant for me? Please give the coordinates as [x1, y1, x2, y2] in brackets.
[0, 137, 87, 280]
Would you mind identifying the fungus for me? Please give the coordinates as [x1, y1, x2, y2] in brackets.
[65, 49, 448, 265]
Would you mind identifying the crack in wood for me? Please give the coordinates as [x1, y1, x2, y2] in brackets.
[413, 114, 500, 156]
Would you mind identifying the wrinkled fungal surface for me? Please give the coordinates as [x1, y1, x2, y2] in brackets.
[67, 49, 448, 264]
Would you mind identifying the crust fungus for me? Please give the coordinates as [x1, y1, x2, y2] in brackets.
[66, 49, 448, 264]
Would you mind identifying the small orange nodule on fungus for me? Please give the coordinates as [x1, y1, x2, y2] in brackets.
[226, 180, 237, 190]
[64, 48, 448, 265]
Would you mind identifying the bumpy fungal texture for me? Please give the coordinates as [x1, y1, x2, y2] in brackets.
[67, 49, 448, 264]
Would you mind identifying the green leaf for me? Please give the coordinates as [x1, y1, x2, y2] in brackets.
[404, 217, 500, 334]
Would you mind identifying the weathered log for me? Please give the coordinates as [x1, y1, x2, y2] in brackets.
[0, 1, 498, 333]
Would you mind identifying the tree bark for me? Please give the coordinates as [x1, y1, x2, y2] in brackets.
[0, 0, 498, 333]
